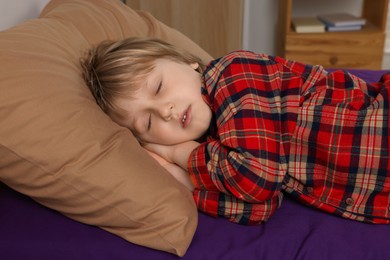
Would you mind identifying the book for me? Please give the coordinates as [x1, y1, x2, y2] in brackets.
[326, 25, 362, 32]
[318, 13, 366, 27]
[292, 17, 325, 33]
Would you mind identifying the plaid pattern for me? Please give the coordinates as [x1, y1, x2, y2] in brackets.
[188, 51, 390, 224]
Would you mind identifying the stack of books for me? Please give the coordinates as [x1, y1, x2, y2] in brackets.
[317, 13, 366, 32]
[291, 13, 367, 33]
[292, 17, 325, 33]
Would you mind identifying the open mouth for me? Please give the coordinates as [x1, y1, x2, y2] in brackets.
[181, 105, 192, 128]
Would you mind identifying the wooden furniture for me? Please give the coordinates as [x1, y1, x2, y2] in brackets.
[277, 0, 389, 69]
[126, 0, 243, 58]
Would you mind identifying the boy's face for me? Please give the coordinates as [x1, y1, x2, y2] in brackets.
[114, 58, 212, 145]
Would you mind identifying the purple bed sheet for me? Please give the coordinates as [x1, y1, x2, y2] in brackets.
[2, 69, 390, 260]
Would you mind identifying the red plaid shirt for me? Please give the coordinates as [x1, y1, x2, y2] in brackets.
[188, 51, 390, 225]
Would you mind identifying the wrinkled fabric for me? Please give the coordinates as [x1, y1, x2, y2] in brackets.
[188, 51, 390, 224]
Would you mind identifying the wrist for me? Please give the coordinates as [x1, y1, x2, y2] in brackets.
[172, 141, 200, 169]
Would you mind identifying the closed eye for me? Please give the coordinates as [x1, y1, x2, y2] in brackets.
[147, 113, 152, 131]
[156, 81, 162, 95]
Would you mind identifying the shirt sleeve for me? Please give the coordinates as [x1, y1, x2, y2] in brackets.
[189, 136, 284, 224]
[188, 51, 296, 224]
[193, 188, 283, 225]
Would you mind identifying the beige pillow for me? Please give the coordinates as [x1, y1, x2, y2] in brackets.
[0, 0, 212, 256]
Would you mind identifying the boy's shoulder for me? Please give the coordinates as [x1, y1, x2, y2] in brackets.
[202, 51, 279, 97]
[205, 50, 275, 74]
[217, 50, 272, 64]
[214, 51, 327, 83]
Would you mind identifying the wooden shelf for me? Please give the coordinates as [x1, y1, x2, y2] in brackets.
[288, 22, 382, 35]
[277, 0, 389, 69]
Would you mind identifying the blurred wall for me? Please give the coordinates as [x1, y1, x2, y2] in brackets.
[0, 0, 50, 31]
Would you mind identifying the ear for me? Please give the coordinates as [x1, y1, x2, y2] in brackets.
[190, 62, 199, 70]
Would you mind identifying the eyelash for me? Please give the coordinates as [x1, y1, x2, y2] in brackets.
[148, 81, 162, 131]
[156, 81, 162, 95]
[147, 114, 151, 131]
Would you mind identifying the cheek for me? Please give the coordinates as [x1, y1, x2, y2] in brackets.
[141, 124, 173, 144]
[151, 125, 187, 145]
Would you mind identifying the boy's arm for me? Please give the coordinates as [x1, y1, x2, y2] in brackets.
[144, 142, 283, 225]
[163, 163, 194, 191]
[143, 141, 200, 170]
[144, 148, 194, 191]
[194, 189, 283, 224]
[143, 140, 284, 225]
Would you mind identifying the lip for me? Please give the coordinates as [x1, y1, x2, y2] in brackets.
[180, 105, 192, 128]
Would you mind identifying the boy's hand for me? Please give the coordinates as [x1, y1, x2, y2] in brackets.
[143, 141, 201, 170]
[144, 148, 194, 191]
[142, 143, 175, 163]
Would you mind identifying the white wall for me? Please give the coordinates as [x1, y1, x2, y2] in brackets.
[242, 0, 278, 55]
[0, 0, 50, 31]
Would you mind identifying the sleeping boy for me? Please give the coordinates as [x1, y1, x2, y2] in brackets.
[81, 37, 390, 225]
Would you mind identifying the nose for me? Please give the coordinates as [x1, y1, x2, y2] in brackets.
[157, 102, 174, 120]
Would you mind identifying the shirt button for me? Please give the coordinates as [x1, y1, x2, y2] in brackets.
[346, 198, 354, 206]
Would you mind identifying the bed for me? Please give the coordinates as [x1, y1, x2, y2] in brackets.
[2, 136, 390, 260]
[1, 0, 390, 259]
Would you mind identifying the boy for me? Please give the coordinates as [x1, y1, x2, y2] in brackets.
[82, 37, 390, 225]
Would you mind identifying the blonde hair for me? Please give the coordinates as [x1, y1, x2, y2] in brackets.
[81, 37, 204, 120]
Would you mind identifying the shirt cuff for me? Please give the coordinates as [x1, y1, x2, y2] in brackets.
[187, 143, 218, 191]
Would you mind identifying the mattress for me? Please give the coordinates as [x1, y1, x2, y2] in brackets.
[1, 69, 390, 260]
